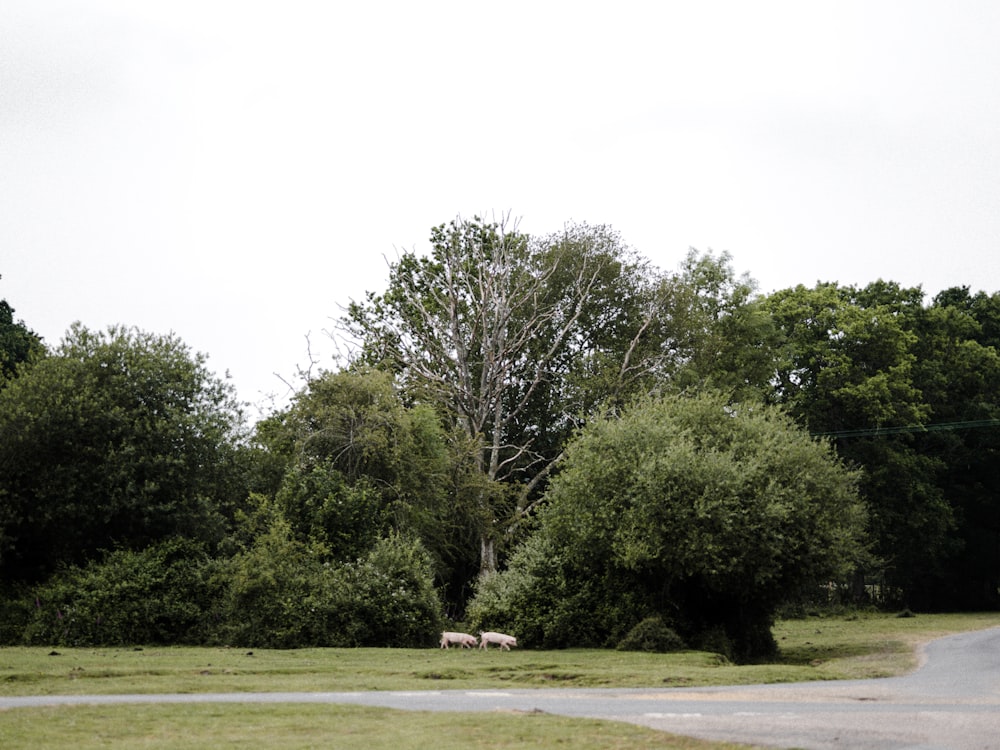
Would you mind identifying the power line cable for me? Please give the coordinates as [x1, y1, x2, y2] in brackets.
[811, 418, 1000, 439]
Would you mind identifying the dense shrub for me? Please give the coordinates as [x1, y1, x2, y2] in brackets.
[617, 617, 686, 653]
[215, 518, 328, 648]
[3, 523, 445, 649]
[275, 466, 385, 562]
[467, 391, 867, 661]
[323, 534, 445, 647]
[692, 626, 734, 662]
[465, 533, 646, 649]
[219, 523, 443, 648]
[0, 584, 34, 644]
[0, 324, 247, 584]
[20, 538, 223, 646]
[464, 533, 560, 647]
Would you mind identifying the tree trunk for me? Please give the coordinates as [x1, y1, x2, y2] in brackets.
[480, 536, 497, 577]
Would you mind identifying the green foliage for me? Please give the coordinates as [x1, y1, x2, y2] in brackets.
[467, 532, 569, 647]
[0, 296, 44, 385]
[765, 281, 927, 431]
[289, 368, 416, 483]
[0, 324, 248, 583]
[257, 369, 453, 553]
[332, 534, 446, 648]
[466, 530, 648, 649]
[275, 464, 384, 561]
[908, 288, 1000, 608]
[219, 522, 443, 648]
[691, 626, 735, 662]
[251, 368, 473, 612]
[668, 249, 779, 400]
[340, 217, 689, 576]
[764, 281, 1000, 610]
[468, 391, 868, 661]
[8, 222, 1000, 647]
[2, 528, 444, 649]
[616, 617, 687, 653]
[216, 517, 329, 648]
[550, 391, 867, 592]
[18, 539, 224, 646]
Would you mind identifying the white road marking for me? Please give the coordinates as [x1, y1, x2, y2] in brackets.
[643, 712, 703, 718]
[390, 691, 442, 696]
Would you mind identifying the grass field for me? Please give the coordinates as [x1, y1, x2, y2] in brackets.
[2, 611, 998, 749]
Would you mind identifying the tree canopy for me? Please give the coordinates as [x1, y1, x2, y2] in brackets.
[340, 216, 771, 576]
[0, 324, 248, 583]
[3, 215, 1000, 650]
[468, 390, 868, 661]
[249, 368, 468, 587]
[0, 294, 43, 385]
[764, 282, 1000, 608]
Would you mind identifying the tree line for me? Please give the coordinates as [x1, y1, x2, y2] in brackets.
[0, 220, 997, 660]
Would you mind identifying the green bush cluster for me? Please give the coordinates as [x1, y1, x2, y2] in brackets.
[465, 392, 868, 661]
[219, 528, 443, 648]
[616, 617, 686, 653]
[3, 534, 443, 649]
[465, 533, 646, 649]
[20, 539, 223, 647]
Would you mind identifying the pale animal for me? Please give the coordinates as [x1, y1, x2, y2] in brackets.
[440, 631, 478, 649]
[478, 631, 517, 650]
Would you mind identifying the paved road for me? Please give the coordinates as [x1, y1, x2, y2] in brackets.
[3, 627, 999, 749]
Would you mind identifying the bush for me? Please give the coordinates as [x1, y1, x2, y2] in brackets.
[0, 584, 34, 645]
[20, 539, 223, 646]
[464, 534, 554, 647]
[465, 533, 647, 649]
[275, 466, 384, 561]
[617, 617, 686, 653]
[322, 534, 445, 647]
[517, 390, 868, 662]
[219, 524, 444, 648]
[215, 518, 327, 648]
[10, 521, 445, 649]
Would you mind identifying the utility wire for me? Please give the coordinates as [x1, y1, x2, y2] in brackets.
[811, 418, 1000, 439]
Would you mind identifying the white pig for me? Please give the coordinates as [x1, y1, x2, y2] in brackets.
[440, 631, 478, 649]
[479, 631, 517, 650]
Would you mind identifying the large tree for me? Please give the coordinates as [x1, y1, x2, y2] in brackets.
[339, 216, 776, 578]
[667, 249, 779, 400]
[0, 293, 44, 385]
[764, 281, 928, 431]
[910, 288, 1000, 608]
[340, 216, 680, 574]
[250, 368, 470, 598]
[467, 390, 867, 661]
[762, 281, 1000, 608]
[762, 282, 941, 600]
[0, 324, 248, 582]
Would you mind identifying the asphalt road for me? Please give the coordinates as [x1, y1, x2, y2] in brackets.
[3, 626, 999, 749]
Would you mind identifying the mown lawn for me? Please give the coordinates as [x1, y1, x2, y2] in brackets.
[3, 611, 999, 696]
[0, 703, 755, 750]
[2, 612, 998, 750]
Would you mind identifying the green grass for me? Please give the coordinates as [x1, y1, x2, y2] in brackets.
[3, 611, 998, 696]
[1, 612, 998, 750]
[773, 610, 1000, 678]
[0, 703, 753, 750]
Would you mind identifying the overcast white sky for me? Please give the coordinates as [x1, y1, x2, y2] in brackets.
[3, 1, 999, 414]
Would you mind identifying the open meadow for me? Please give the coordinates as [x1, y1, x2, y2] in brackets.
[2, 612, 999, 749]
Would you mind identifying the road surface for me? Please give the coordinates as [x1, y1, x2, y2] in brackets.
[3, 626, 999, 749]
